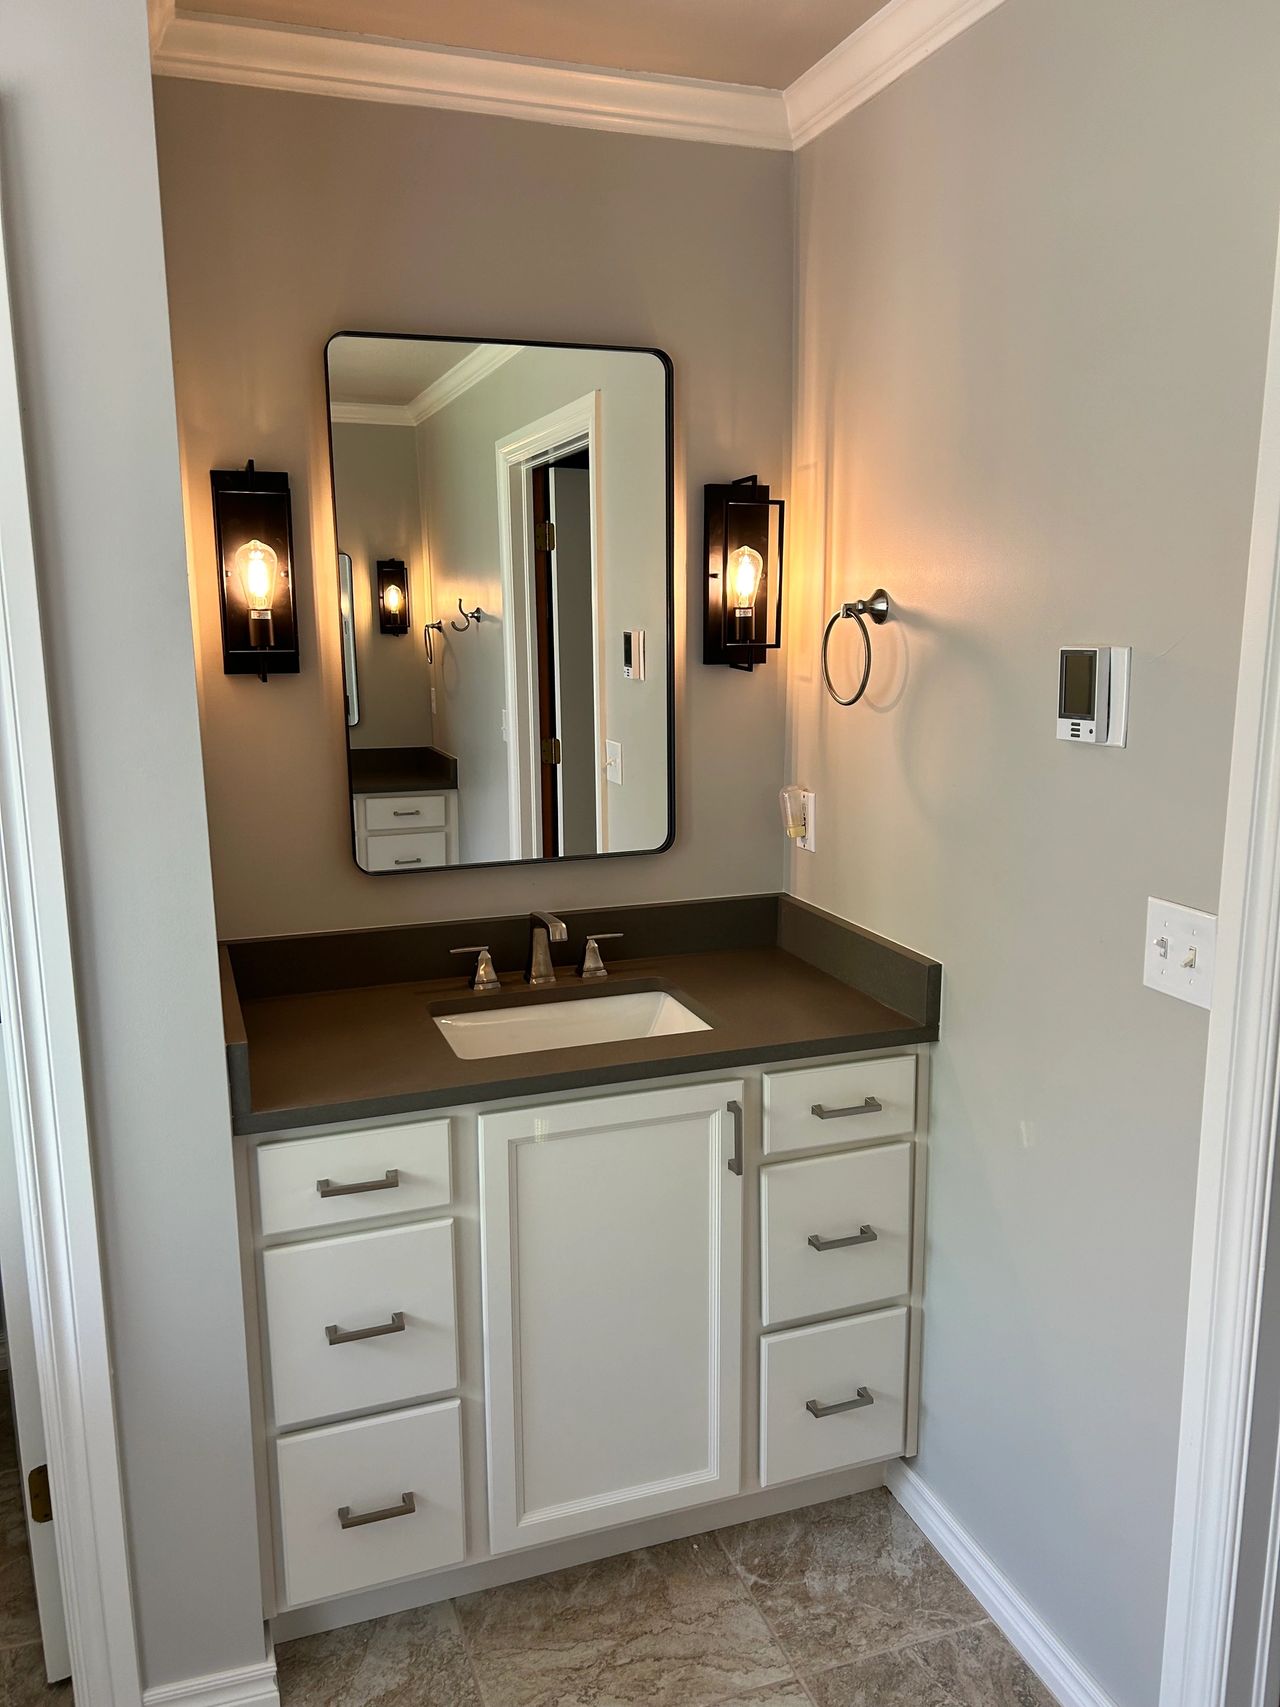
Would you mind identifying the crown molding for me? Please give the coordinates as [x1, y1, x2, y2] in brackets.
[330, 343, 519, 427]
[152, 13, 792, 150]
[151, 0, 1014, 151]
[785, 0, 1012, 146]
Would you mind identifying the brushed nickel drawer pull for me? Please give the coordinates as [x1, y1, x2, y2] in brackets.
[727, 1099, 744, 1176]
[392, 808, 421, 817]
[316, 1168, 400, 1199]
[807, 1387, 874, 1419]
[808, 1225, 878, 1252]
[338, 1491, 416, 1530]
[325, 1311, 406, 1346]
[810, 1097, 883, 1120]
[394, 857, 423, 866]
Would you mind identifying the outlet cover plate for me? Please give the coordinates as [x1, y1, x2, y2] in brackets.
[1143, 896, 1216, 1009]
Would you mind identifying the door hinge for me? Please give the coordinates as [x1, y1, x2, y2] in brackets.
[534, 520, 556, 552]
[540, 736, 562, 765]
[28, 1464, 52, 1524]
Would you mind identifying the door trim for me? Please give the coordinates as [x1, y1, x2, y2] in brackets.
[1160, 211, 1280, 1705]
[0, 176, 143, 1702]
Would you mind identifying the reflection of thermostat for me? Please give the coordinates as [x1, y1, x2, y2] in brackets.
[1057, 646, 1130, 746]
[622, 630, 645, 680]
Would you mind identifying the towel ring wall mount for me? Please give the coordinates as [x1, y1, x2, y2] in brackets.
[820, 589, 891, 707]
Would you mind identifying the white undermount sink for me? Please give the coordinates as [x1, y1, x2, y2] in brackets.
[433, 990, 711, 1060]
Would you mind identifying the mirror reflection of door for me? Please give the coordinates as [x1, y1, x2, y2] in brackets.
[530, 452, 597, 860]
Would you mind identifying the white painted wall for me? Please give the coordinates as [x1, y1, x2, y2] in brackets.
[0, 0, 270, 1690]
[786, 3, 1280, 1703]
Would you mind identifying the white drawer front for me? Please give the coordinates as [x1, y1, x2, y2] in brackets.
[760, 1306, 907, 1486]
[256, 1119, 452, 1238]
[761, 1143, 912, 1327]
[763, 1055, 916, 1156]
[363, 829, 447, 872]
[276, 1400, 464, 1608]
[364, 794, 448, 833]
[263, 1220, 458, 1429]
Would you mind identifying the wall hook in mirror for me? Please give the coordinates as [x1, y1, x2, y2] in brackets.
[820, 589, 891, 707]
[450, 599, 484, 632]
[423, 619, 444, 664]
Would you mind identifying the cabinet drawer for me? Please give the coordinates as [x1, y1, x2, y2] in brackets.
[761, 1143, 911, 1327]
[763, 1055, 916, 1156]
[275, 1399, 464, 1608]
[364, 794, 448, 833]
[760, 1306, 907, 1486]
[263, 1220, 458, 1429]
[255, 1119, 452, 1238]
[363, 829, 447, 872]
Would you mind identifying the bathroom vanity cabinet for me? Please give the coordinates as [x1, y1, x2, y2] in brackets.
[237, 1045, 928, 1637]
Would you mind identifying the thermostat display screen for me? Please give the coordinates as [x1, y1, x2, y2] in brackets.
[1059, 650, 1096, 719]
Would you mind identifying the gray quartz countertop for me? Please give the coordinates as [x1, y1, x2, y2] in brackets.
[229, 943, 936, 1135]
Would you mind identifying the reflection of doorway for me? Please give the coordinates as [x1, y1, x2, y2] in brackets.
[496, 395, 604, 860]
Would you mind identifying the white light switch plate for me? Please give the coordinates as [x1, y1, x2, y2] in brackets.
[605, 740, 623, 786]
[1143, 897, 1216, 1009]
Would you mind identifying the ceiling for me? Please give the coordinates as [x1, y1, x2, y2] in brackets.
[326, 337, 478, 407]
[195, 0, 893, 89]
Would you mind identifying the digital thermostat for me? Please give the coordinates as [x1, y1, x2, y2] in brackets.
[1057, 646, 1130, 746]
[622, 629, 645, 680]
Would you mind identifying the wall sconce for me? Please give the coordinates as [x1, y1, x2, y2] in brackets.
[377, 558, 411, 635]
[211, 462, 299, 682]
[703, 475, 784, 672]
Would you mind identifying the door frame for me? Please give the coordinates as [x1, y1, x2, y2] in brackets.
[1160, 210, 1280, 1706]
[495, 392, 604, 859]
[0, 179, 143, 1703]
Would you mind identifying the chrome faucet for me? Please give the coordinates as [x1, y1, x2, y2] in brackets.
[526, 910, 568, 986]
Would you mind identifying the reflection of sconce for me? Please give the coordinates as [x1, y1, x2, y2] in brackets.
[703, 475, 784, 672]
[211, 462, 299, 682]
[377, 559, 411, 635]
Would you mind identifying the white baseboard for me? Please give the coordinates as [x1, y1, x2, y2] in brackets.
[142, 1658, 278, 1707]
[885, 1462, 1119, 1707]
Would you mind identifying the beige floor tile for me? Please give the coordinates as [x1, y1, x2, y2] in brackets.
[719, 1687, 811, 1706]
[716, 1490, 983, 1673]
[456, 1535, 793, 1707]
[805, 1644, 954, 1707]
[0, 1484, 40, 1652]
[276, 1601, 480, 1707]
[910, 1622, 1059, 1707]
[0, 1642, 71, 1707]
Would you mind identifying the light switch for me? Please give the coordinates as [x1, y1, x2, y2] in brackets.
[1143, 897, 1216, 1009]
[605, 740, 623, 786]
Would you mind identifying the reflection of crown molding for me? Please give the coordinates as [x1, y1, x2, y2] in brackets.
[152, 14, 792, 151]
[330, 344, 521, 428]
[785, 0, 1012, 147]
[152, 0, 1013, 151]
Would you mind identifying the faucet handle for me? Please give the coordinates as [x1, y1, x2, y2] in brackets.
[578, 933, 623, 980]
[450, 945, 501, 993]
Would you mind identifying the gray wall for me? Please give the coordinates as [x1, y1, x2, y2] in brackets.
[786, 3, 1280, 1702]
[0, 0, 269, 1690]
[154, 81, 793, 939]
[331, 421, 435, 751]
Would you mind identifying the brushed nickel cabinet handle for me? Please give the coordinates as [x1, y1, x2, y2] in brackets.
[807, 1387, 874, 1419]
[325, 1311, 406, 1346]
[392, 808, 421, 817]
[808, 1225, 878, 1252]
[727, 1099, 744, 1176]
[394, 857, 423, 866]
[316, 1168, 400, 1199]
[810, 1097, 883, 1120]
[338, 1491, 416, 1530]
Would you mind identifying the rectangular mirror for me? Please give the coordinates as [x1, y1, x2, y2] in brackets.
[325, 333, 673, 873]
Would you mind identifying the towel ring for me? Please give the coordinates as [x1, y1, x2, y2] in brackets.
[820, 590, 890, 707]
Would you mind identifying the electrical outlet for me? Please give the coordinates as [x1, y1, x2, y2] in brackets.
[605, 740, 623, 786]
[1143, 897, 1217, 1009]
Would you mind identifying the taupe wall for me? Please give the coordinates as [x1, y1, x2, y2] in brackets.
[786, 3, 1280, 1703]
[0, 0, 268, 1690]
[154, 82, 792, 939]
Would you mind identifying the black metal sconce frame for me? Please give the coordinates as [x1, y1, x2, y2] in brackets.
[211, 462, 299, 681]
[703, 474, 785, 672]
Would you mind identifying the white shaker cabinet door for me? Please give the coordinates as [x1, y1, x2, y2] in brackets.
[479, 1079, 745, 1553]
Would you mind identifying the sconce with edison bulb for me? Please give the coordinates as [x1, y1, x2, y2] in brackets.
[376, 559, 411, 635]
[211, 462, 299, 681]
[703, 475, 784, 672]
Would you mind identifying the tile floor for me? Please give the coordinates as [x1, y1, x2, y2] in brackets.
[277, 1490, 1061, 1707]
[0, 1392, 68, 1705]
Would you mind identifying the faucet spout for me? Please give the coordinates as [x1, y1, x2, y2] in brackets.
[526, 911, 567, 986]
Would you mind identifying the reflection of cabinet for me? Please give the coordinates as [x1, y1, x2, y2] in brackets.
[479, 1082, 743, 1553]
[353, 789, 458, 871]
